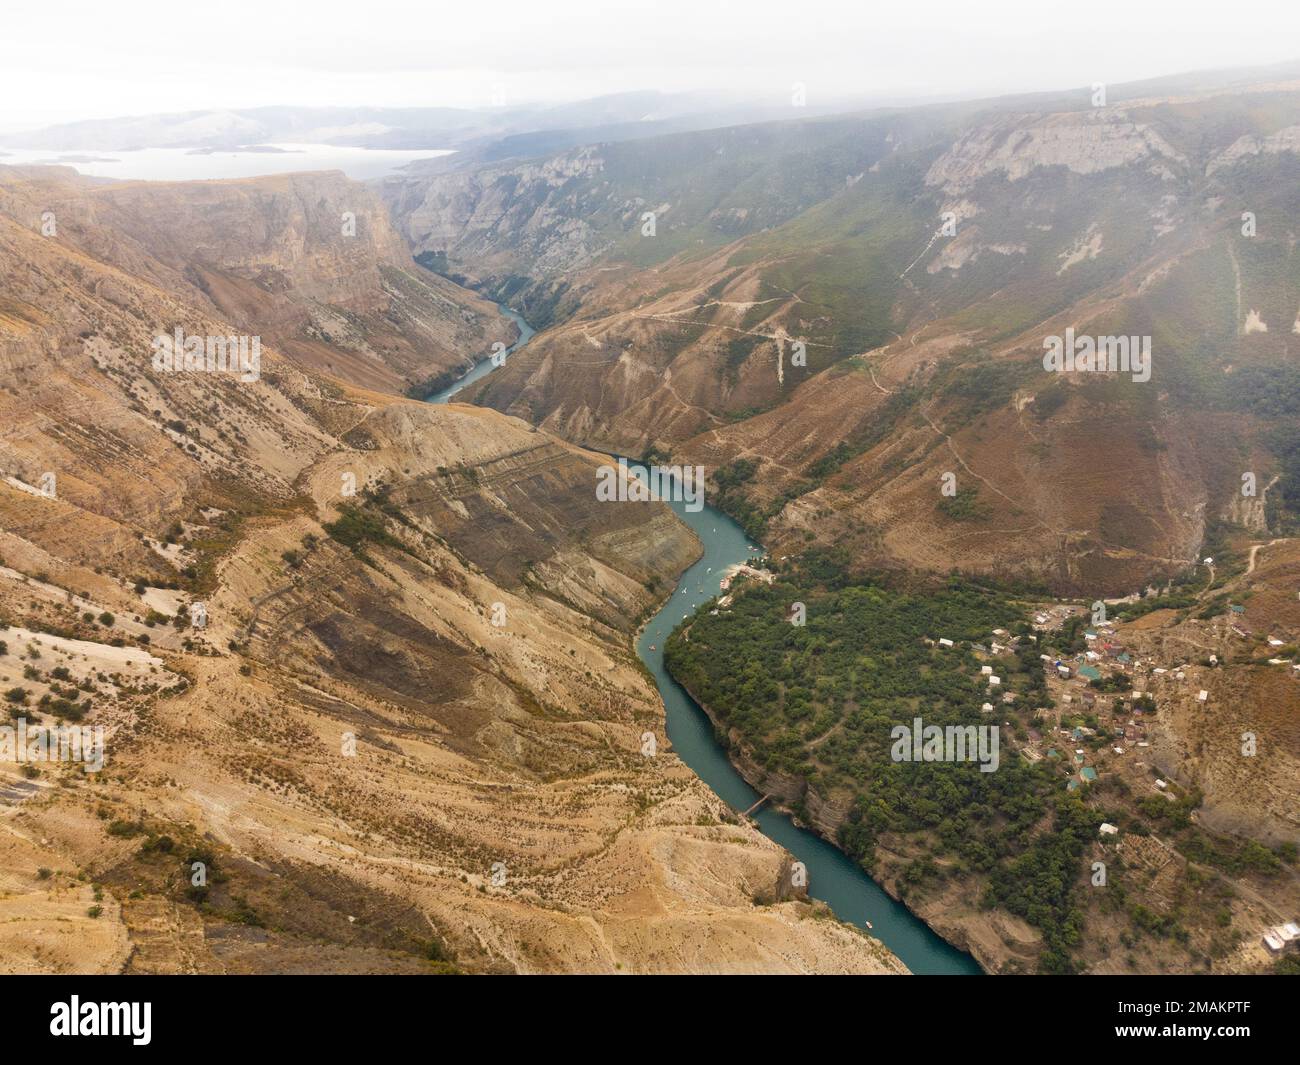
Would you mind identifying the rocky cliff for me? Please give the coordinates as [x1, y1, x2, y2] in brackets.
[0, 166, 514, 395]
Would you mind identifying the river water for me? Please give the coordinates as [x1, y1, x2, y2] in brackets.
[425, 305, 536, 404]
[432, 306, 981, 975]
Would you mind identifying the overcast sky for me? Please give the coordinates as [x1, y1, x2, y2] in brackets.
[3, 0, 1298, 132]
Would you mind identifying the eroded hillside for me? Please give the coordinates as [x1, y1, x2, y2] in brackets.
[385, 79, 1300, 596]
[0, 165, 904, 974]
[0, 165, 514, 396]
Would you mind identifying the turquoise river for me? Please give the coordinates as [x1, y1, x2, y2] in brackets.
[432, 305, 981, 975]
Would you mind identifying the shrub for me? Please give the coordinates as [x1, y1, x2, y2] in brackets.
[323, 505, 402, 552]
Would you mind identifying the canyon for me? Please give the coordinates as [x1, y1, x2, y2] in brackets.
[0, 163, 902, 973]
[2, 60, 1299, 976]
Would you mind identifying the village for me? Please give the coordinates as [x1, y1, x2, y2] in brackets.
[926, 587, 1300, 969]
[683, 545, 1299, 971]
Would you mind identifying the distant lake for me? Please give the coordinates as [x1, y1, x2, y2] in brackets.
[0, 143, 454, 182]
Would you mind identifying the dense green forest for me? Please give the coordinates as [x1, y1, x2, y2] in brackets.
[664, 558, 1100, 972]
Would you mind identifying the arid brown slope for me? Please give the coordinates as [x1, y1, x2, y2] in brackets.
[0, 165, 513, 395]
[0, 183, 904, 974]
[1124, 538, 1300, 843]
[395, 80, 1300, 595]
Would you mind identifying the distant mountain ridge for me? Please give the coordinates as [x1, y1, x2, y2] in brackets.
[0, 91, 889, 155]
[377, 65, 1300, 595]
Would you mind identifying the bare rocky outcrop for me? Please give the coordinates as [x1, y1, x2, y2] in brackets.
[380, 146, 611, 285]
[1207, 124, 1300, 174]
[924, 110, 1186, 193]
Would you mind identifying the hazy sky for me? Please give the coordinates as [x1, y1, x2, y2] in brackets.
[3, 0, 1298, 131]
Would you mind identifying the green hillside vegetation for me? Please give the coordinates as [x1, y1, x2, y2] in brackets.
[662, 551, 1293, 971]
[595, 114, 936, 271]
[728, 171, 930, 355]
[664, 562, 1103, 971]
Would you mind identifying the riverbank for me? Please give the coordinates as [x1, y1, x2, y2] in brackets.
[429, 307, 980, 974]
[671, 669, 1031, 974]
[424, 304, 534, 404]
[627, 459, 982, 975]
